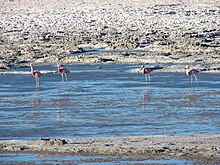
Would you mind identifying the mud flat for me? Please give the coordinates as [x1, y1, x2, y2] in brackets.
[0, 134, 220, 163]
[0, 0, 220, 72]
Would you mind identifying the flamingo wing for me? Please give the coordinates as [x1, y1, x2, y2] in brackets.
[192, 69, 199, 73]
[59, 66, 70, 73]
[32, 70, 42, 77]
[151, 65, 164, 71]
[188, 69, 199, 76]
[62, 66, 70, 73]
[64, 67, 70, 73]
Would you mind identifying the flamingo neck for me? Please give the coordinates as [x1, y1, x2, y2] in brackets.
[185, 68, 191, 76]
[141, 67, 146, 74]
[30, 65, 34, 72]
[57, 63, 61, 72]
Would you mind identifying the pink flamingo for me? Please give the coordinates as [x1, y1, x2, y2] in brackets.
[56, 58, 70, 82]
[140, 65, 163, 82]
[30, 63, 42, 86]
[185, 65, 199, 85]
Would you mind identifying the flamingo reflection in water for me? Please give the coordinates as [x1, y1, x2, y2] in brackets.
[32, 88, 40, 107]
[141, 88, 152, 105]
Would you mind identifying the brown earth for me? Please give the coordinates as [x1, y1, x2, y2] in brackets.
[0, 0, 220, 72]
[0, 134, 220, 163]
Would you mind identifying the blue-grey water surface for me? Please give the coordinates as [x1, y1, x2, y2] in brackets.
[0, 64, 220, 164]
[0, 64, 220, 140]
[0, 153, 194, 165]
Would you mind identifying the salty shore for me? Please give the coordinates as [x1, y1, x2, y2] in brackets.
[0, 134, 220, 163]
[0, 0, 220, 72]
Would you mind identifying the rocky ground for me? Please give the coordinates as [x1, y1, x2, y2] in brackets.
[0, 0, 220, 72]
[0, 134, 220, 163]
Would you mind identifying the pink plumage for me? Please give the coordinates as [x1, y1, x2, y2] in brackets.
[140, 65, 163, 82]
[185, 65, 199, 85]
[30, 63, 42, 86]
[56, 58, 70, 82]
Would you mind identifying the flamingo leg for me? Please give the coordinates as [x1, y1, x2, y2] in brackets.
[190, 76, 193, 85]
[193, 74, 199, 86]
[65, 73, 68, 81]
[145, 74, 148, 82]
[61, 74, 64, 82]
[145, 74, 150, 82]
[35, 78, 37, 86]
[35, 78, 39, 87]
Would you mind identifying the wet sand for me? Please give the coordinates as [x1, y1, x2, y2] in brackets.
[0, 134, 220, 163]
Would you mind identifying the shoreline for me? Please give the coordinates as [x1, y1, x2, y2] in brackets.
[0, 134, 220, 163]
[0, 62, 220, 75]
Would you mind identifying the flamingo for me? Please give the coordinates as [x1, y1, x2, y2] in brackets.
[140, 65, 163, 82]
[56, 58, 70, 82]
[30, 63, 42, 86]
[185, 65, 199, 85]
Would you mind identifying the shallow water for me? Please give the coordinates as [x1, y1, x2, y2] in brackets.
[0, 153, 192, 165]
[0, 64, 220, 140]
